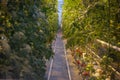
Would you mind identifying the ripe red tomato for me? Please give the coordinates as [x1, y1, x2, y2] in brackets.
[82, 71, 90, 76]
[75, 60, 81, 65]
[81, 62, 86, 67]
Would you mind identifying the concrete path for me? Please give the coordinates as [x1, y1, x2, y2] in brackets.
[45, 31, 81, 80]
[48, 32, 69, 80]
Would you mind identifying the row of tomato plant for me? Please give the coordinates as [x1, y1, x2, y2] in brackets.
[62, 0, 120, 80]
[70, 47, 113, 80]
[0, 0, 58, 79]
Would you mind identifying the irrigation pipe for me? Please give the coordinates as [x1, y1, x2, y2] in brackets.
[96, 39, 120, 52]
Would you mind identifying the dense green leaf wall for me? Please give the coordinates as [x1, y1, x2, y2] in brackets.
[0, 0, 58, 79]
[62, 0, 120, 48]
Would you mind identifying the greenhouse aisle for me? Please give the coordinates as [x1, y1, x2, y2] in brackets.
[45, 30, 82, 80]
[45, 31, 68, 80]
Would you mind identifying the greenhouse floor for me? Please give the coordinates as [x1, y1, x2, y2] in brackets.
[45, 31, 81, 80]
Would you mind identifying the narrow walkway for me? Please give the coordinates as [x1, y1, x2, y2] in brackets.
[45, 31, 81, 80]
[49, 31, 69, 80]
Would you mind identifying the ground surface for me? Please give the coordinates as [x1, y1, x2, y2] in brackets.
[45, 31, 81, 80]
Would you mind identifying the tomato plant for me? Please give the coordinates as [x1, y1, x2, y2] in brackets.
[63, 0, 120, 79]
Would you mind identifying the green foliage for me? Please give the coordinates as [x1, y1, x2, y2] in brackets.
[63, 0, 120, 79]
[0, 0, 57, 79]
[63, 0, 120, 48]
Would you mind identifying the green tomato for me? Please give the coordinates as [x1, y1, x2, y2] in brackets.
[86, 67, 90, 71]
